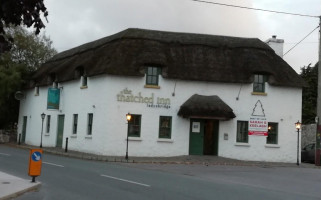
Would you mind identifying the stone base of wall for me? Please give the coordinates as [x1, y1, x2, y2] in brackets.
[0, 129, 17, 143]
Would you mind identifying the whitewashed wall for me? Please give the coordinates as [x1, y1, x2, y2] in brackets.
[17, 74, 302, 163]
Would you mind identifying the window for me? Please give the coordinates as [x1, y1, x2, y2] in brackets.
[81, 76, 87, 88]
[46, 115, 51, 133]
[146, 66, 160, 86]
[267, 122, 278, 144]
[236, 121, 248, 143]
[253, 74, 268, 93]
[159, 116, 172, 139]
[35, 86, 39, 96]
[72, 114, 78, 134]
[87, 113, 93, 135]
[128, 115, 141, 137]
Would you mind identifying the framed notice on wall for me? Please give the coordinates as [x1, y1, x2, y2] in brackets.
[192, 122, 200, 133]
[248, 116, 268, 136]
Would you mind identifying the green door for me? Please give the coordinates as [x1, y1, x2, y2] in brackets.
[189, 119, 205, 155]
[21, 116, 27, 143]
[56, 115, 65, 147]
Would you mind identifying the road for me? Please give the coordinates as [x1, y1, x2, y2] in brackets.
[0, 145, 320, 200]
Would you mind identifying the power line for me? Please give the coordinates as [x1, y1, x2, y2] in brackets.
[191, 0, 320, 18]
[283, 26, 320, 56]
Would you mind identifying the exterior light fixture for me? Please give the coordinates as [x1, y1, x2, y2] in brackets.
[125, 113, 132, 160]
[295, 120, 301, 166]
[40, 113, 46, 148]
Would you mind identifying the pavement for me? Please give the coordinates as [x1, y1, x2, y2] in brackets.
[1, 142, 320, 199]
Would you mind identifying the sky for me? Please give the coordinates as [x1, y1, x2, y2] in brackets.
[40, 0, 320, 73]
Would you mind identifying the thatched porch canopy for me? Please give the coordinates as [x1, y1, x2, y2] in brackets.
[178, 94, 236, 120]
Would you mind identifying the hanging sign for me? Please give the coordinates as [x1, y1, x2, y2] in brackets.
[248, 116, 268, 136]
[47, 88, 60, 109]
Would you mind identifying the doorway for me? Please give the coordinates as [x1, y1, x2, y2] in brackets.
[189, 119, 219, 155]
[56, 115, 65, 147]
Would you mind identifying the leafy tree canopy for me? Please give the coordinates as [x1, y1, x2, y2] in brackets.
[0, 0, 48, 54]
[0, 26, 56, 129]
[300, 63, 318, 124]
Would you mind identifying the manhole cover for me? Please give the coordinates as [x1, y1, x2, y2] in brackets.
[2, 182, 10, 184]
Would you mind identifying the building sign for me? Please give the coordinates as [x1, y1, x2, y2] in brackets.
[117, 88, 170, 109]
[47, 88, 60, 110]
[248, 116, 268, 136]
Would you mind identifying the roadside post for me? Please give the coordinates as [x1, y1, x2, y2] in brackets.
[28, 149, 43, 182]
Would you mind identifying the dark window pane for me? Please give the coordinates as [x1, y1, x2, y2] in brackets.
[237, 121, 248, 143]
[267, 123, 278, 144]
[128, 115, 141, 137]
[159, 116, 172, 138]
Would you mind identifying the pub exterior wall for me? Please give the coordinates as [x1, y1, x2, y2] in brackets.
[17, 74, 302, 163]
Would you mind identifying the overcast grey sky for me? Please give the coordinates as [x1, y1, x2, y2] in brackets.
[41, 0, 320, 73]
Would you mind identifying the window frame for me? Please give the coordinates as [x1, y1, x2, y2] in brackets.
[146, 66, 160, 86]
[253, 74, 268, 93]
[128, 114, 141, 137]
[72, 114, 78, 135]
[236, 120, 248, 143]
[46, 115, 51, 133]
[267, 122, 278, 144]
[159, 116, 172, 139]
[87, 113, 93, 135]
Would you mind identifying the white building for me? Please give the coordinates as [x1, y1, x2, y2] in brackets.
[17, 29, 304, 163]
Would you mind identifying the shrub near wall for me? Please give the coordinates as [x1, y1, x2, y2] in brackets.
[301, 124, 316, 148]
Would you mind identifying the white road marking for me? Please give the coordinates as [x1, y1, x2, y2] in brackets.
[100, 174, 151, 187]
[0, 153, 10, 156]
[43, 161, 64, 168]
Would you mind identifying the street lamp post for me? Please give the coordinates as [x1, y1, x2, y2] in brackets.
[125, 113, 132, 160]
[40, 113, 46, 148]
[295, 120, 301, 166]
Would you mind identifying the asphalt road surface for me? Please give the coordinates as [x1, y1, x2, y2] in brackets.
[0, 145, 320, 200]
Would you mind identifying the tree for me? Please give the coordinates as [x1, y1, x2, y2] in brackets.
[300, 63, 318, 124]
[0, 26, 57, 129]
[0, 0, 48, 54]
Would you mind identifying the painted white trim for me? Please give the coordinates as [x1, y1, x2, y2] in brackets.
[157, 139, 174, 143]
[234, 143, 250, 147]
[265, 144, 280, 148]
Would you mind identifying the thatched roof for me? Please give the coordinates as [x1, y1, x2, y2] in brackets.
[26, 28, 305, 88]
[178, 94, 236, 120]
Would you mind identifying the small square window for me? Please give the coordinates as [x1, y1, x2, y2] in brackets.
[159, 116, 172, 139]
[267, 123, 278, 144]
[253, 74, 268, 93]
[146, 67, 160, 86]
[128, 115, 141, 137]
[236, 121, 248, 143]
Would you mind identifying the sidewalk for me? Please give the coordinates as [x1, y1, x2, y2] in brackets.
[5, 143, 319, 168]
[0, 171, 40, 200]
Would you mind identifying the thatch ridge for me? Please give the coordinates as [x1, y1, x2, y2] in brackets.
[26, 28, 305, 89]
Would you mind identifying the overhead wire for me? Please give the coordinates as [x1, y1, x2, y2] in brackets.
[191, 0, 320, 18]
[283, 26, 320, 56]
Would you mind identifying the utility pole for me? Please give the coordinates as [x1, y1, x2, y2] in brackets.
[316, 16, 321, 166]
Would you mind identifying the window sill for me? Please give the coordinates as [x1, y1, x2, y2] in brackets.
[44, 134, 50, 136]
[144, 85, 160, 89]
[34, 94, 39, 96]
[80, 86, 88, 89]
[85, 135, 92, 139]
[265, 144, 280, 148]
[157, 138, 173, 143]
[234, 143, 250, 147]
[70, 135, 77, 138]
[126, 137, 142, 141]
[251, 92, 267, 96]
